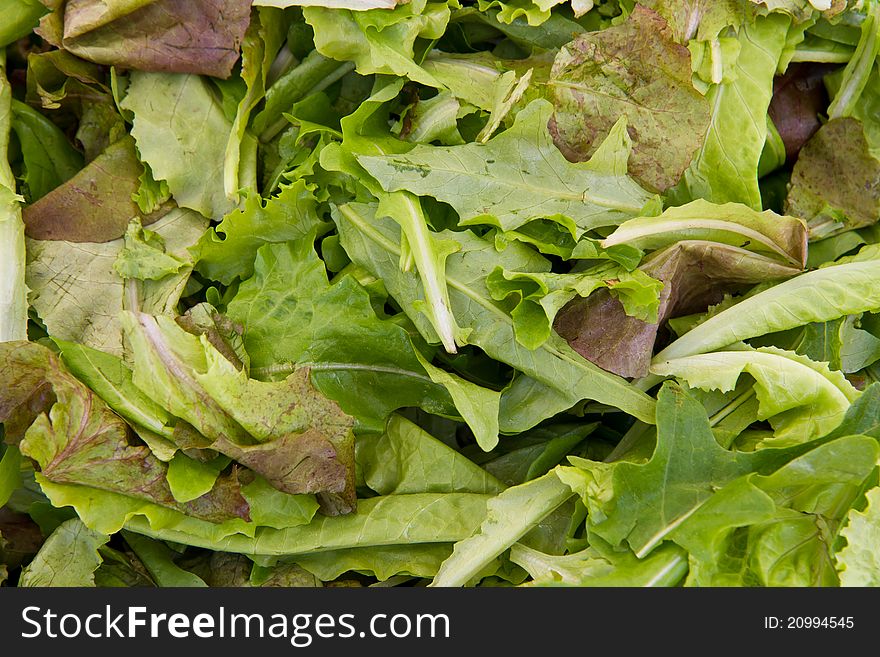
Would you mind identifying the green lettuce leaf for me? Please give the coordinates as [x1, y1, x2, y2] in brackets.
[377, 190, 467, 354]
[358, 99, 653, 237]
[475, 1, 570, 27]
[9, 98, 82, 203]
[122, 72, 236, 220]
[0, 51, 28, 342]
[55, 339, 176, 451]
[0, 0, 48, 48]
[26, 208, 206, 356]
[114, 217, 186, 281]
[511, 541, 688, 586]
[124, 492, 491, 557]
[357, 414, 505, 496]
[557, 382, 822, 557]
[431, 472, 574, 587]
[122, 310, 357, 513]
[837, 486, 880, 586]
[121, 531, 207, 587]
[603, 199, 808, 267]
[652, 347, 860, 446]
[1, 341, 251, 523]
[226, 234, 501, 435]
[224, 6, 287, 201]
[650, 256, 880, 366]
[18, 518, 108, 587]
[334, 202, 658, 424]
[294, 544, 453, 582]
[0, 445, 22, 508]
[676, 13, 791, 208]
[193, 180, 328, 285]
[303, 1, 449, 87]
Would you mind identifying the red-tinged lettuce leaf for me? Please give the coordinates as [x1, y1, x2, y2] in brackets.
[23, 49, 127, 164]
[37, 0, 252, 79]
[751, 0, 847, 22]
[548, 5, 711, 192]
[639, 0, 749, 42]
[785, 117, 880, 239]
[0, 341, 251, 524]
[121, 310, 357, 514]
[768, 63, 831, 162]
[22, 135, 168, 242]
[0, 508, 43, 573]
[554, 240, 802, 378]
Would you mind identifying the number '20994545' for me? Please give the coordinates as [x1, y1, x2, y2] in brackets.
[764, 617, 854, 629]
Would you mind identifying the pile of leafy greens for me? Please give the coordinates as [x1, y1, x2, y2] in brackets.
[2, 0, 880, 588]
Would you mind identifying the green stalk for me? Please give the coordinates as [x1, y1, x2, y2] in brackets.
[254, 50, 355, 143]
[0, 49, 28, 342]
[828, 1, 880, 120]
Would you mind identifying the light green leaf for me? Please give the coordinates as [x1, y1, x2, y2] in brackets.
[225, 238, 466, 431]
[604, 199, 808, 267]
[378, 191, 467, 354]
[511, 541, 688, 587]
[303, 2, 449, 87]
[19, 518, 108, 587]
[652, 347, 860, 446]
[358, 100, 653, 237]
[2, 342, 250, 524]
[122, 72, 235, 219]
[357, 414, 505, 495]
[559, 382, 814, 557]
[224, 7, 287, 201]
[124, 492, 492, 557]
[334, 202, 658, 424]
[0, 444, 21, 507]
[0, 0, 48, 48]
[837, 486, 880, 586]
[650, 258, 880, 366]
[677, 13, 791, 208]
[474, 1, 566, 27]
[430, 472, 574, 587]
[115, 217, 187, 281]
[27, 208, 206, 356]
[0, 51, 28, 342]
[670, 476, 777, 586]
[413, 351, 501, 452]
[166, 454, 227, 504]
[194, 180, 328, 286]
[122, 311, 357, 511]
[10, 98, 82, 202]
[295, 544, 453, 582]
[55, 339, 176, 443]
[122, 531, 207, 587]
